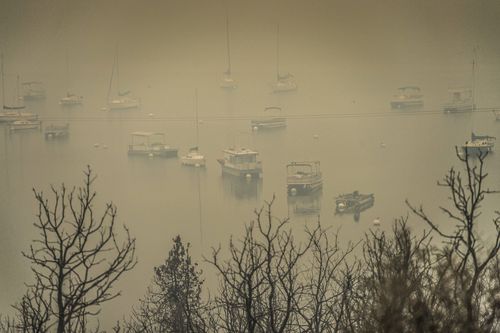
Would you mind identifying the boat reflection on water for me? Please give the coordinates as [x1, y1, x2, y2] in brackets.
[287, 190, 322, 217]
[221, 174, 262, 201]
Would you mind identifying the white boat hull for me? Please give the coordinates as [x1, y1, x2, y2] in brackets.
[181, 153, 206, 167]
[108, 98, 140, 110]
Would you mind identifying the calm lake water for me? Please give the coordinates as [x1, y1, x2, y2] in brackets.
[1, 0, 500, 329]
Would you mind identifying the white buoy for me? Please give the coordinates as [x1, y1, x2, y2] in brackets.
[373, 217, 381, 226]
[148, 153, 154, 158]
[100, 107, 107, 111]
[290, 188, 297, 196]
[313, 134, 319, 140]
[253, 126, 259, 131]
[380, 142, 386, 148]
[245, 173, 252, 179]
[94, 143, 100, 148]
[195, 163, 201, 168]
[148, 113, 154, 117]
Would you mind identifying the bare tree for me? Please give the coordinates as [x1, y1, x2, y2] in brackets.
[407, 149, 500, 333]
[207, 196, 319, 333]
[295, 226, 359, 333]
[19, 166, 137, 333]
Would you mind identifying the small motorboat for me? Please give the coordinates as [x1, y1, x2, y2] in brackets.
[181, 147, 206, 167]
[45, 123, 69, 139]
[251, 107, 286, 131]
[217, 147, 262, 178]
[128, 132, 178, 158]
[60, 93, 83, 106]
[462, 132, 496, 155]
[335, 191, 375, 216]
[443, 88, 473, 113]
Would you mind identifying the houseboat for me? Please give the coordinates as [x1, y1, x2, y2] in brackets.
[443, 88, 473, 113]
[22, 81, 46, 100]
[390, 86, 424, 108]
[128, 132, 178, 158]
[287, 161, 322, 195]
[217, 147, 262, 178]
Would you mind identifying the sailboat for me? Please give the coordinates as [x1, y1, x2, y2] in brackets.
[220, 16, 237, 89]
[182, 90, 206, 167]
[272, 24, 297, 93]
[60, 51, 83, 105]
[107, 48, 140, 110]
[461, 49, 495, 155]
[0, 53, 38, 123]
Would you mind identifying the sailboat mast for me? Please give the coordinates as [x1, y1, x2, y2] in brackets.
[225, 16, 232, 74]
[65, 49, 70, 95]
[107, 53, 115, 101]
[471, 47, 476, 112]
[276, 24, 281, 80]
[1, 52, 5, 108]
[195, 89, 199, 146]
[115, 46, 120, 94]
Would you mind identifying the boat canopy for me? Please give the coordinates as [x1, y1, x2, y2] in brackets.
[264, 106, 282, 112]
[131, 131, 164, 137]
[398, 86, 421, 91]
[287, 161, 321, 175]
[223, 147, 258, 156]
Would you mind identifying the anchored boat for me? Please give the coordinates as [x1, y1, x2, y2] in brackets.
[335, 191, 374, 216]
[128, 132, 178, 158]
[217, 147, 262, 178]
[9, 120, 41, 131]
[443, 88, 473, 113]
[107, 48, 140, 110]
[21, 81, 45, 100]
[45, 124, 69, 139]
[181, 90, 206, 167]
[272, 25, 297, 93]
[462, 132, 496, 155]
[390, 86, 423, 108]
[251, 106, 286, 131]
[287, 161, 322, 196]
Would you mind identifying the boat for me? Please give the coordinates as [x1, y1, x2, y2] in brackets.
[461, 132, 495, 155]
[21, 81, 46, 100]
[494, 110, 500, 121]
[443, 88, 473, 113]
[128, 132, 178, 157]
[287, 161, 322, 195]
[272, 25, 297, 93]
[60, 93, 83, 106]
[45, 123, 69, 139]
[335, 191, 375, 219]
[9, 120, 41, 131]
[220, 16, 237, 89]
[107, 48, 140, 110]
[60, 51, 83, 106]
[390, 86, 423, 108]
[182, 90, 206, 167]
[217, 147, 262, 178]
[251, 106, 286, 130]
[0, 54, 37, 122]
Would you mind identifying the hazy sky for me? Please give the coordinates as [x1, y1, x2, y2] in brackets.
[1, 0, 500, 71]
